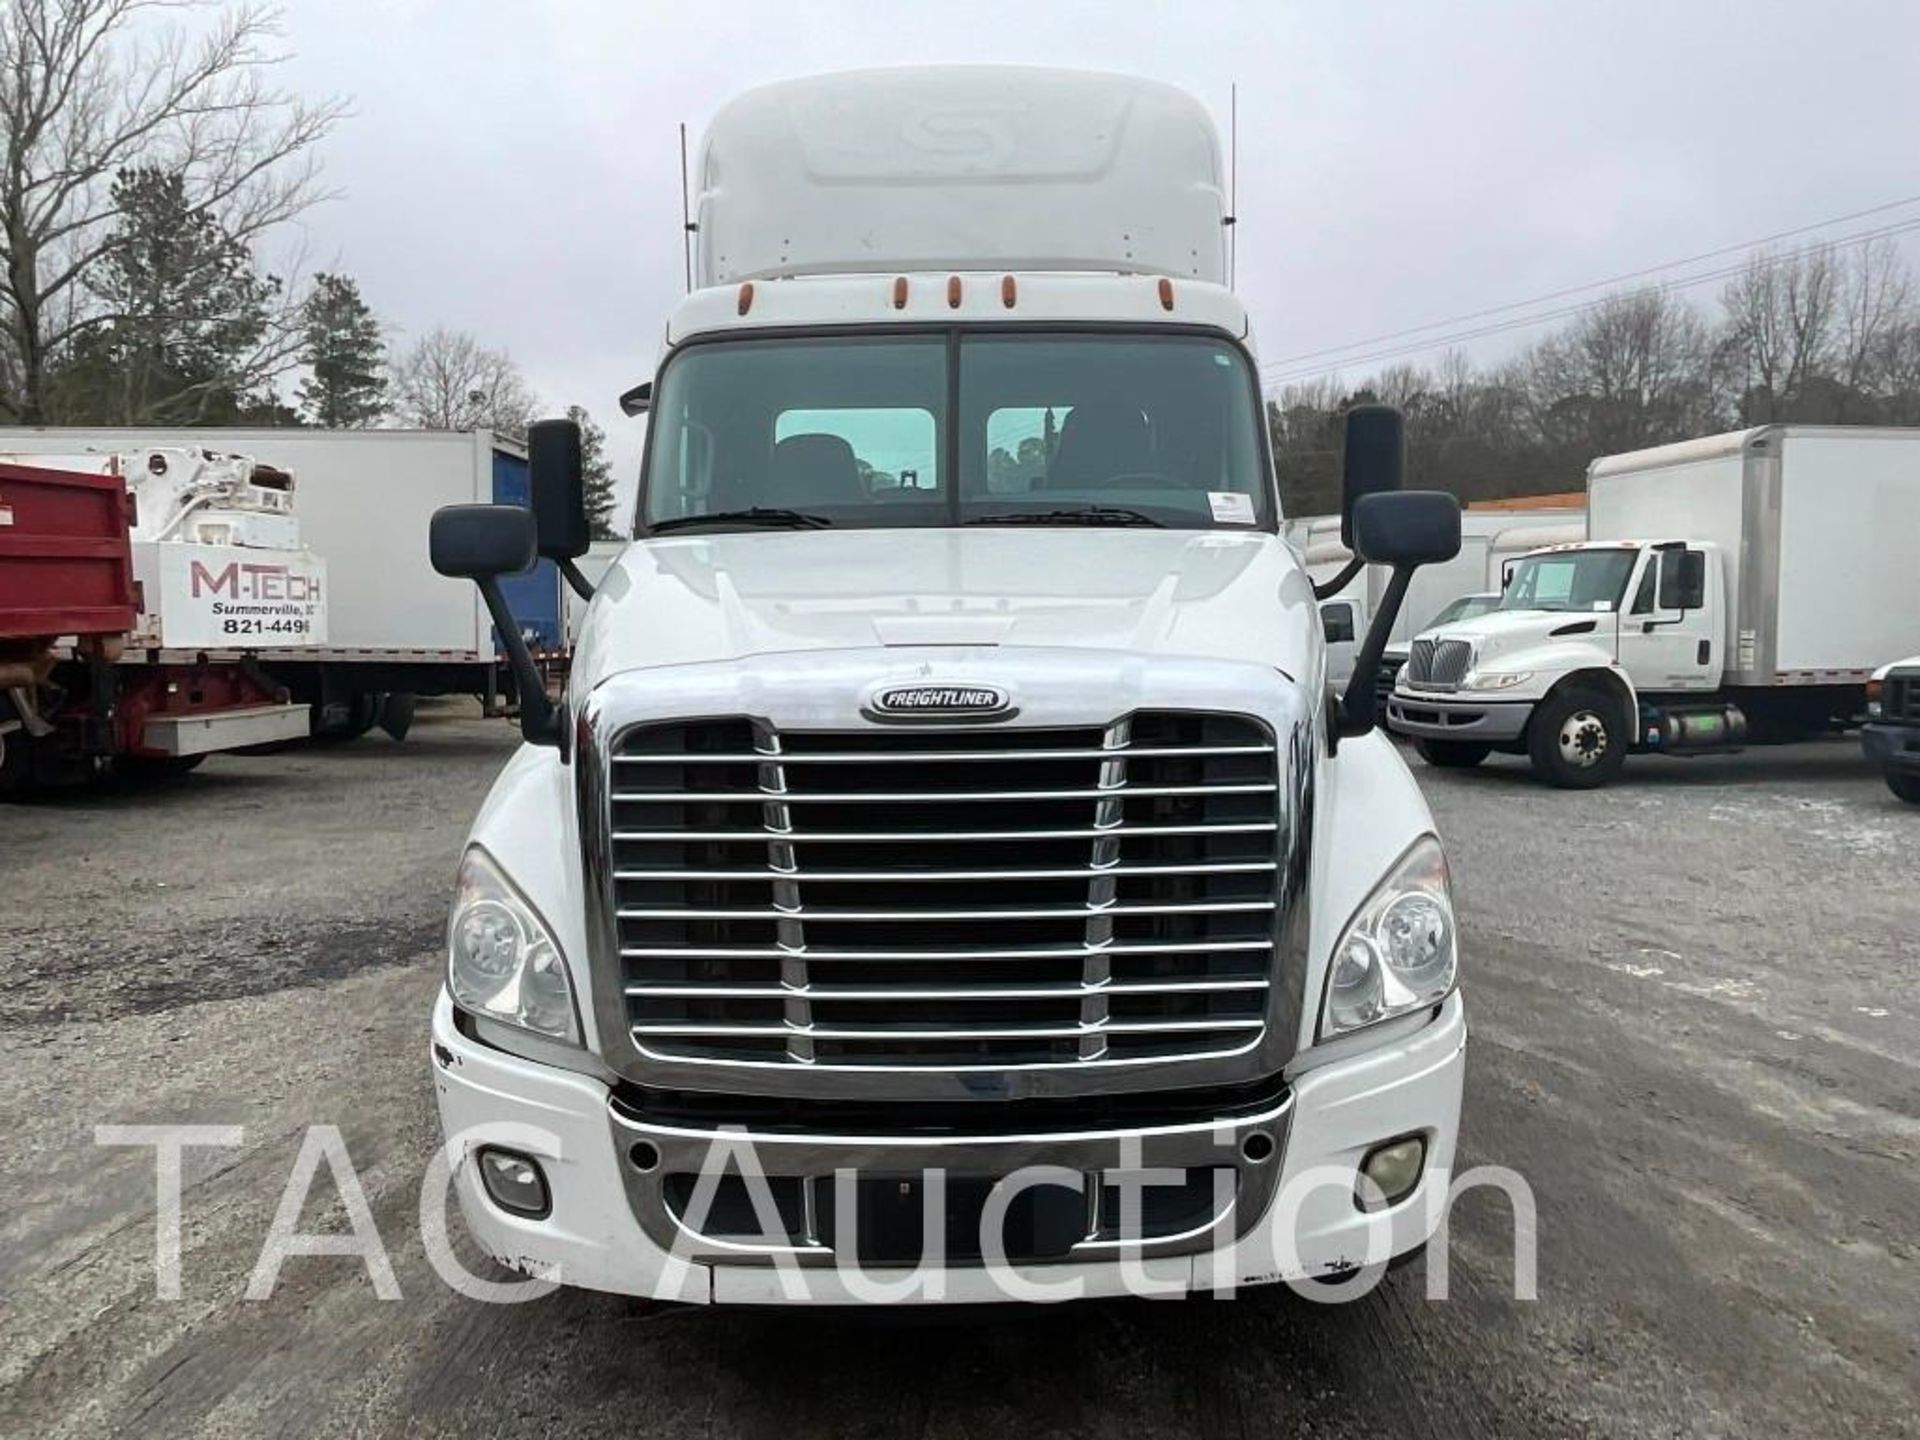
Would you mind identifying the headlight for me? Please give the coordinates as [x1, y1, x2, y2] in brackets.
[1460, 669, 1532, 691]
[448, 847, 581, 1044]
[1319, 836, 1457, 1040]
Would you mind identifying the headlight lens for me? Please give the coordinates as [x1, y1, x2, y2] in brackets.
[1460, 669, 1532, 691]
[448, 848, 581, 1044]
[1319, 835, 1457, 1040]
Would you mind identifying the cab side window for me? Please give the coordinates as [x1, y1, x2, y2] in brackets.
[1629, 561, 1658, 615]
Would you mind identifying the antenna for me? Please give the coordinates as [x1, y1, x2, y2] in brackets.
[1228, 81, 1238, 289]
[679, 121, 693, 293]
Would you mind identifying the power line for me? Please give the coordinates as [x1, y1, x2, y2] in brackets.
[1258, 191, 1920, 378]
[1261, 213, 1920, 388]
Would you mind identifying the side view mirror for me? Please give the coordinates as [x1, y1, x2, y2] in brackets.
[1314, 403, 1406, 602]
[1658, 548, 1706, 610]
[1351, 491, 1462, 568]
[430, 503, 536, 579]
[528, 418, 598, 603]
[1339, 403, 1404, 551]
[1333, 487, 1463, 744]
[429, 504, 559, 748]
[1321, 604, 1356, 645]
[619, 380, 652, 417]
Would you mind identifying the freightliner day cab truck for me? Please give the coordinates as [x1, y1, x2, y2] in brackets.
[1389, 426, 1920, 788]
[424, 68, 1469, 1305]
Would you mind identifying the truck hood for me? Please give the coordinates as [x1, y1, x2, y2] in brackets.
[573, 528, 1318, 681]
[1421, 607, 1618, 668]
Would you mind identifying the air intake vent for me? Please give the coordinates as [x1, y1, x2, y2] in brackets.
[608, 712, 1281, 1071]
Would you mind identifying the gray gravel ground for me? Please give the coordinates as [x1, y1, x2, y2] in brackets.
[1, 711, 1914, 1439]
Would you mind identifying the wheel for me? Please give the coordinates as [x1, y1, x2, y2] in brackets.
[1527, 686, 1628, 789]
[0, 728, 30, 798]
[1413, 738, 1491, 769]
[311, 692, 380, 742]
[1887, 770, 1920, 805]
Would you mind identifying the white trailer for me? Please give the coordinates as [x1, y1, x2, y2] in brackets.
[1389, 426, 1920, 786]
[0, 427, 560, 737]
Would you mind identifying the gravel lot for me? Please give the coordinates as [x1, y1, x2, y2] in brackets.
[2, 711, 1914, 1439]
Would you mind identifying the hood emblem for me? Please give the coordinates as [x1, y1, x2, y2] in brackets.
[865, 682, 1015, 723]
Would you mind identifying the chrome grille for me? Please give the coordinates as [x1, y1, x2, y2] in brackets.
[1405, 638, 1473, 691]
[609, 712, 1281, 1071]
[1887, 671, 1920, 724]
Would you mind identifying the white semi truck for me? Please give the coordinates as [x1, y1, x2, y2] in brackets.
[424, 67, 1469, 1306]
[1388, 426, 1920, 787]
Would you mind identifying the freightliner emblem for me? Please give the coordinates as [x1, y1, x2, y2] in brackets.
[865, 682, 1014, 723]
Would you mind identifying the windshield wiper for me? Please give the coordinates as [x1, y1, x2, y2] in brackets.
[965, 506, 1164, 528]
[650, 507, 833, 534]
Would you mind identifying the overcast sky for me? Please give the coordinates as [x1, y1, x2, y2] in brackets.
[274, 0, 1920, 503]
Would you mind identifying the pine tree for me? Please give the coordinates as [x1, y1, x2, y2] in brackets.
[54, 166, 280, 423]
[567, 404, 619, 538]
[298, 274, 386, 427]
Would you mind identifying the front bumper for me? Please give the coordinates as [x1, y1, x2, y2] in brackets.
[1386, 690, 1534, 743]
[429, 988, 1467, 1305]
[1862, 722, 1920, 775]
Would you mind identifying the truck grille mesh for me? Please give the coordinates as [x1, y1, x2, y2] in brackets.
[609, 712, 1280, 1070]
[1887, 672, 1919, 725]
[1405, 638, 1473, 690]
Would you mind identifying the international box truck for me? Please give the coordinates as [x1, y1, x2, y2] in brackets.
[0, 428, 561, 739]
[422, 66, 1469, 1305]
[1387, 426, 1920, 787]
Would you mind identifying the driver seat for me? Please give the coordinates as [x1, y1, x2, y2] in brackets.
[1045, 402, 1150, 489]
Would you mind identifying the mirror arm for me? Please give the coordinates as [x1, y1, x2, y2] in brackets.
[557, 558, 596, 603]
[1335, 564, 1415, 740]
[476, 577, 561, 748]
[1311, 555, 1365, 603]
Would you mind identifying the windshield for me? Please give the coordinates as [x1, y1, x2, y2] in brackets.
[1429, 593, 1500, 627]
[639, 332, 1274, 532]
[1499, 549, 1638, 613]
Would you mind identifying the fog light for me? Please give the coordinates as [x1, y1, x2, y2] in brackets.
[477, 1146, 550, 1218]
[1357, 1135, 1426, 1210]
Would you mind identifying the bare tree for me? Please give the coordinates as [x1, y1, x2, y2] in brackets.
[1718, 247, 1840, 419]
[0, 0, 343, 420]
[1522, 288, 1715, 457]
[390, 328, 536, 435]
[1834, 238, 1914, 397]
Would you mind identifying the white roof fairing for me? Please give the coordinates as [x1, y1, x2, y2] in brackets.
[693, 66, 1229, 286]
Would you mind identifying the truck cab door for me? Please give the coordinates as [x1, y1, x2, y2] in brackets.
[1617, 548, 1717, 693]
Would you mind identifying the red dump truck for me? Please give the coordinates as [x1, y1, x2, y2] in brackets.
[0, 454, 316, 793]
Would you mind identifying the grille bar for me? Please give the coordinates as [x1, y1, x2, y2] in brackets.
[614, 744, 1273, 765]
[613, 822, 1279, 843]
[613, 783, 1277, 804]
[617, 901, 1277, 921]
[631, 1019, 1268, 1041]
[614, 861, 1278, 882]
[621, 940, 1276, 962]
[627, 978, 1271, 1001]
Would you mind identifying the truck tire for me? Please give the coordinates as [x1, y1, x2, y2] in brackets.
[1414, 738, 1491, 769]
[1528, 686, 1628, 789]
[312, 692, 381, 743]
[0, 729, 29, 798]
[1887, 771, 1920, 805]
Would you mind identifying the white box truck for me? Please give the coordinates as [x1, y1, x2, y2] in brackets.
[1387, 426, 1920, 786]
[0, 428, 562, 738]
[419, 67, 1472, 1307]
[1291, 508, 1582, 691]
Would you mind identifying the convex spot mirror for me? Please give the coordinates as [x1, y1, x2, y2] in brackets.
[1352, 491, 1462, 568]
[430, 503, 537, 579]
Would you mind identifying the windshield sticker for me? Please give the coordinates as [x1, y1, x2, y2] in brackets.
[1208, 492, 1255, 524]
